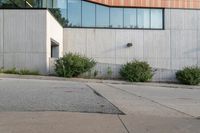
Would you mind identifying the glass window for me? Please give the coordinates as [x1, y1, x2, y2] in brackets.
[42, 0, 47, 8]
[68, 0, 81, 27]
[14, 0, 26, 7]
[53, 0, 66, 9]
[82, 1, 95, 27]
[137, 9, 150, 28]
[0, 0, 26, 8]
[52, 0, 67, 20]
[124, 8, 136, 28]
[110, 8, 123, 28]
[151, 9, 163, 29]
[96, 5, 109, 27]
[46, 0, 53, 8]
[26, 0, 43, 8]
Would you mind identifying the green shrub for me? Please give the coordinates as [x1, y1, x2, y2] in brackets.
[120, 60, 153, 82]
[176, 67, 200, 85]
[55, 53, 96, 77]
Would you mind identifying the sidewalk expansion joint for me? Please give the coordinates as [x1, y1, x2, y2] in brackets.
[86, 84, 125, 115]
[117, 115, 130, 133]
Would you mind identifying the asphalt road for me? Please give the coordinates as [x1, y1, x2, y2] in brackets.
[0, 78, 122, 114]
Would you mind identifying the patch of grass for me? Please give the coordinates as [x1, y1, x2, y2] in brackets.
[0, 67, 39, 75]
[18, 69, 39, 75]
[0, 67, 3, 73]
[3, 68, 18, 74]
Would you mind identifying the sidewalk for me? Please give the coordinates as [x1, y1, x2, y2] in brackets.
[0, 112, 127, 133]
[0, 77, 200, 133]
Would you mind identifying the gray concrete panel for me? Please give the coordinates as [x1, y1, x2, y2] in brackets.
[184, 10, 198, 30]
[170, 9, 184, 30]
[92, 29, 116, 62]
[0, 10, 3, 54]
[3, 53, 14, 69]
[0, 10, 3, 68]
[25, 10, 46, 53]
[171, 30, 198, 69]
[3, 10, 26, 53]
[164, 9, 171, 30]
[25, 53, 47, 73]
[143, 30, 171, 69]
[66, 28, 87, 55]
[115, 30, 144, 64]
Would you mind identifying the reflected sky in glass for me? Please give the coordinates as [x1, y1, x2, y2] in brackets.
[82, 1, 95, 27]
[110, 8, 123, 28]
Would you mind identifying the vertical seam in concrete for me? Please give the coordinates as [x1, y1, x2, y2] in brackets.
[142, 30, 144, 61]
[46, 11, 49, 74]
[25, 10, 27, 69]
[115, 30, 117, 65]
[86, 29, 88, 56]
[117, 115, 130, 133]
[169, 9, 172, 70]
[197, 10, 199, 66]
[2, 10, 4, 68]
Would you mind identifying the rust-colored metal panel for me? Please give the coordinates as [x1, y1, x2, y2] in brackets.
[87, 0, 200, 9]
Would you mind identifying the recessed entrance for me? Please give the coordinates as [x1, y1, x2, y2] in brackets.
[51, 39, 59, 58]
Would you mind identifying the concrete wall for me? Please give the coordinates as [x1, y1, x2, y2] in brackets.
[46, 11, 63, 73]
[64, 9, 200, 81]
[0, 9, 63, 74]
[0, 10, 3, 68]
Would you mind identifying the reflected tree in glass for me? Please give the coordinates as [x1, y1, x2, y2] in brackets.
[49, 8, 69, 27]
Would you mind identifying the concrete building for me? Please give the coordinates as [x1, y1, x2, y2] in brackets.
[0, 0, 200, 81]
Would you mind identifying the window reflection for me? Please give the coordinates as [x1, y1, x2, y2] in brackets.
[68, 0, 81, 27]
[96, 5, 109, 27]
[151, 9, 163, 29]
[137, 9, 150, 28]
[124, 8, 137, 28]
[82, 1, 95, 27]
[26, 0, 42, 8]
[53, 0, 67, 20]
[110, 8, 123, 28]
[0, 0, 164, 29]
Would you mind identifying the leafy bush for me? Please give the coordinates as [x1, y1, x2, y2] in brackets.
[1, 67, 39, 75]
[120, 60, 153, 82]
[55, 53, 96, 77]
[176, 67, 200, 85]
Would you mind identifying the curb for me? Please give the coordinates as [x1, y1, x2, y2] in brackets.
[0, 74, 199, 90]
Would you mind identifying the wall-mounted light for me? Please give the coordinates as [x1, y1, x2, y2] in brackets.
[127, 43, 133, 47]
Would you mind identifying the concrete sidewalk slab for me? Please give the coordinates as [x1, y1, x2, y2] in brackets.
[87, 83, 189, 117]
[110, 84, 200, 117]
[0, 112, 127, 133]
[120, 114, 200, 133]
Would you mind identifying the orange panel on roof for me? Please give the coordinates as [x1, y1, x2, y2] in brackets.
[86, 0, 200, 9]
